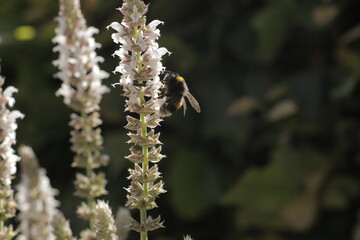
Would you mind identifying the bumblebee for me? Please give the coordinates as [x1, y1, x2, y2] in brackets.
[159, 72, 201, 117]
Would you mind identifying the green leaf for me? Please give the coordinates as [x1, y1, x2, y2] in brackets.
[222, 137, 330, 229]
[331, 76, 359, 99]
[103, 130, 131, 178]
[169, 149, 221, 220]
[252, 0, 296, 62]
[322, 175, 360, 210]
[223, 141, 300, 227]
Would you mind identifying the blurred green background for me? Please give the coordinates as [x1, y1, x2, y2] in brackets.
[1, 0, 360, 239]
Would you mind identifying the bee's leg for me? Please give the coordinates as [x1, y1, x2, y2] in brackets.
[182, 98, 187, 116]
[158, 87, 166, 98]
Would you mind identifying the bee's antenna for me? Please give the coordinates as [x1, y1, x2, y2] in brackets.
[163, 70, 171, 77]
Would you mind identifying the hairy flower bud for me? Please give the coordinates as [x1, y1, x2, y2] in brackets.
[183, 235, 194, 240]
[52, 212, 76, 240]
[93, 201, 118, 240]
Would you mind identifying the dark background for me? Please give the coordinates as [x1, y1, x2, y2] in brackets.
[1, 0, 360, 239]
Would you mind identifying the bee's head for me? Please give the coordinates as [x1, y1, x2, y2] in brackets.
[163, 71, 179, 83]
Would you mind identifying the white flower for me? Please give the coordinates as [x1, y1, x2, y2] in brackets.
[0, 80, 24, 186]
[107, 22, 127, 44]
[108, 13, 169, 91]
[3, 86, 18, 107]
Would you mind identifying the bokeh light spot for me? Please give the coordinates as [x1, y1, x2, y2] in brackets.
[14, 25, 36, 41]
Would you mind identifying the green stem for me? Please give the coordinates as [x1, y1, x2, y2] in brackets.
[139, 90, 149, 240]
[135, 25, 148, 240]
[0, 202, 3, 233]
[86, 153, 95, 230]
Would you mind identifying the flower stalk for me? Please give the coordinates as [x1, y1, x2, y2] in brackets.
[139, 91, 149, 240]
[108, 0, 169, 239]
[53, 0, 110, 234]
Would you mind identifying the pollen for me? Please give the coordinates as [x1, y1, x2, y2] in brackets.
[175, 102, 183, 109]
[176, 76, 185, 82]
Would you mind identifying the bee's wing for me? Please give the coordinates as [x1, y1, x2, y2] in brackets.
[185, 92, 201, 113]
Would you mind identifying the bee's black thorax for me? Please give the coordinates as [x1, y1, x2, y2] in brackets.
[165, 73, 186, 97]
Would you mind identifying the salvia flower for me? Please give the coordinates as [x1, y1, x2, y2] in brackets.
[0, 75, 24, 239]
[16, 145, 59, 240]
[108, 0, 169, 239]
[53, 0, 109, 232]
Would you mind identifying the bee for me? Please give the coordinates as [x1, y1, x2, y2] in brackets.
[159, 71, 201, 117]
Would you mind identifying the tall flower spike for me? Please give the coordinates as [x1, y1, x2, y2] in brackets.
[109, 0, 168, 240]
[16, 145, 59, 240]
[108, 1, 169, 239]
[53, 0, 110, 234]
[0, 75, 24, 239]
